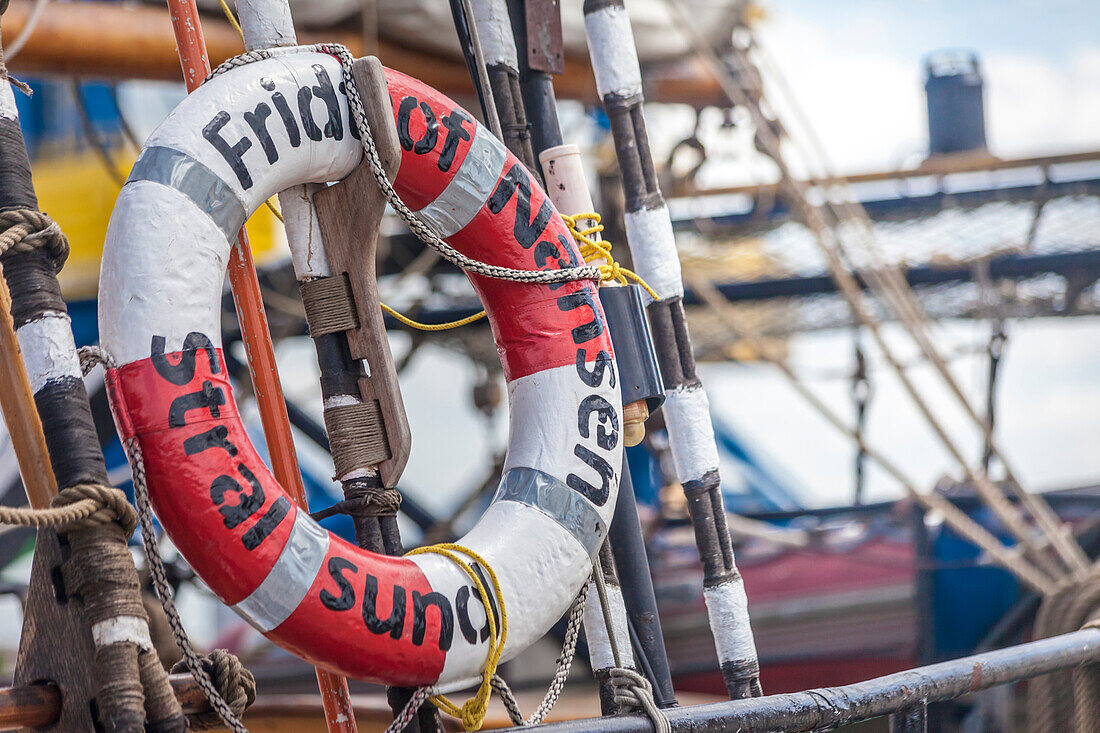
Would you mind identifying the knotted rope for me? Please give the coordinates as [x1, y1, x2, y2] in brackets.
[171, 650, 257, 730]
[1028, 568, 1100, 733]
[0, 208, 69, 270]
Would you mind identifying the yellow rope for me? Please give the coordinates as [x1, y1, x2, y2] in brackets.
[404, 543, 507, 731]
[561, 212, 660, 300]
[380, 303, 487, 331]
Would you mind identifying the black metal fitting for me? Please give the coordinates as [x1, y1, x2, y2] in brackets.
[599, 285, 664, 413]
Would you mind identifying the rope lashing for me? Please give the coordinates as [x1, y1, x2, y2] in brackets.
[0, 208, 69, 270]
[404, 543, 508, 731]
[0, 483, 136, 533]
[310, 479, 401, 521]
[561, 212, 660, 301]
[171, 649, 258, 730]
[79, 347, 255, 733]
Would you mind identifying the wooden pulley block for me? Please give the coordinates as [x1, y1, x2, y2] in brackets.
[313, 56, 411, 488]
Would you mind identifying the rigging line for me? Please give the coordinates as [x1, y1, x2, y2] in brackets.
[745, 45, 1086, 575]
[687, 274, 1056, 596]
[734, 29, 1083, 570]
[3, 0, 49, 60]
[660, 0, 1075, 579]
[69, 78, 128, 188]
[448, 0, 504, 142]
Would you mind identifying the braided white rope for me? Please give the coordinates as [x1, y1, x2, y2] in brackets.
[79, 346, 252, 733]
[491, 582, 589, 726]
[206, 44, 601, 287]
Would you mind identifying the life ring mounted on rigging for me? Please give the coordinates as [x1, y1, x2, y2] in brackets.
[98, 49, 622, 688]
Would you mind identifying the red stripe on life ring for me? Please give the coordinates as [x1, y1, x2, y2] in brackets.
[107, 350, 447, 683]
[385, 70, 613, 382]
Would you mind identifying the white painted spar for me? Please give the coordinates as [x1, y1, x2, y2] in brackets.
[91, 615, 154, 652]
[661, 382, 720, 483]
[237, 0, 298, 50]
[16, 313, 83, 393]
[583, 580, 635, 671]
[284, 182, 331, 279]
[235, 0, 335, 285]
[702, 579, 759, 665]
[0, 80, 18, 121]
[539, 144, 615, 266]
[470, 0, 520, 69]
[100, 53, 623, 688]
[583, 3, 644, 100]
[623, 205, 684, 301]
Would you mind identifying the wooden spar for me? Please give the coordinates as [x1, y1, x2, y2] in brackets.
[161, 2, 359, 730]
[0, 276, 57, 508]
[0, 0, 728, 106]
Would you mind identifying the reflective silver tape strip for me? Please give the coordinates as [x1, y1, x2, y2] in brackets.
[493, 467, 606, 557]
[414, 125, 507, 238]
[127, 145, 248, 241]
[232, 511, 330, 633]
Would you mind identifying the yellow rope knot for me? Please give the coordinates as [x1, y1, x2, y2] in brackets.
[405, 543, 507, 731]
[560, 212, 659, 300]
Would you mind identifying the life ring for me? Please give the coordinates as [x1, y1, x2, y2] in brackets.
[98, 50, 622, 688]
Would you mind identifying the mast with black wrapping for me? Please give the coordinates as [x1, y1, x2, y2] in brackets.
[0, 8, 185, 731]
[583, 0, 762, 699]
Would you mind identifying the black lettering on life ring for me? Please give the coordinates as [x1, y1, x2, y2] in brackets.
[203, 111, 254, 189]
[455, 585, 491, 644]
[411, 590, 454, 651]
[244, 103, 279, 165]
[320, 556, 358, 612]
[167, 380, 225, 428]
[487, 164, 553, 248]
[210, 463, 266, 529]
[567, 446, 615, 506]
[151, 333, 220, 386]
[396, 96, 438, 155]
[577, 394, 619, 451]
[555, 288, 605, 345]
[362, 573, 406, 640]
[438, 109, 472, 172]
[576, 349, 615, 389]
[183, 425, 238, 457]
[241, 496, 291, 551]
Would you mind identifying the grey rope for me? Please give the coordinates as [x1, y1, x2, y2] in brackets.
[79, 346, 254, 733]
[491, 582, 589, 726]
[592, 553, 671, 733]
[205, 43, 601, 287]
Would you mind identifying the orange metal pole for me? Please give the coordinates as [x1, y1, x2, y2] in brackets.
[163, 2, 359, 730]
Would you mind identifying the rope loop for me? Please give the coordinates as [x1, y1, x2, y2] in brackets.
[0, 208, 70, 271]
[172, 650, 257, 730]
[609, 668, 672, 733]
[404, 543, 507, 731]
[52, 483, 139, 536]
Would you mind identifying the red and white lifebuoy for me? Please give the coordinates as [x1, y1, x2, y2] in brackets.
[98, 51, 621, 688]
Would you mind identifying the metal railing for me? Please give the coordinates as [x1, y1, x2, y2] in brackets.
[520, 628, 1100, 732]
